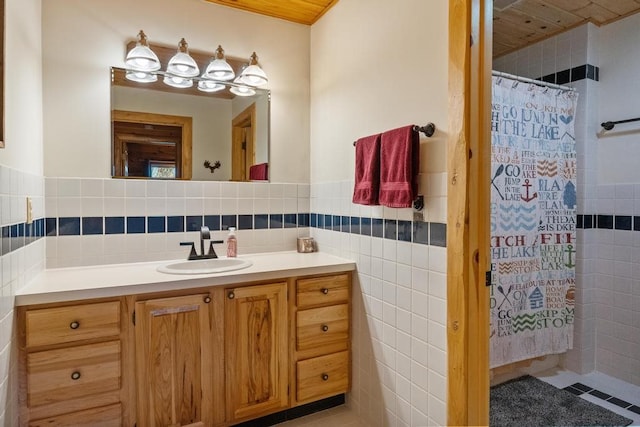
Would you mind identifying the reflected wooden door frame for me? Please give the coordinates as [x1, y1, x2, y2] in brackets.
[231, 104, 256, 181]
[111, 110, 192, 179]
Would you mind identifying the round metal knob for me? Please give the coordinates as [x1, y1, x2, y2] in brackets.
[321, 288, 329, 295]
[204, 296, 212, 304]
[228, 292, 235, 300]
[321, 374, 329, 381]
[71, 371, 81, 380]
[321, 325, 329, 332]
[69, 321, 80, 330]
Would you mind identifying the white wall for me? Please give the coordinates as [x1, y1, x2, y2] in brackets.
[0, 0, 46, 424]
[310, 1, 449, 425]
[41, 0, 310, 183]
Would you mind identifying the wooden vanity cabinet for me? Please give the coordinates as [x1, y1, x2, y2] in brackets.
[18, 299, 129, 427]
[18, 271, 351, 426]
[134, 292, 218, 427]
[292, 273, 351, 406]
[224, 281, 289, 423]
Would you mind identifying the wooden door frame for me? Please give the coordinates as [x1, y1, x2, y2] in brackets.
[111, 110, 193, 179]
[231, 104, 256, 181]
[447, 0, 492, 425]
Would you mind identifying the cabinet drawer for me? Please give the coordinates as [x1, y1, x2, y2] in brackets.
[26, 301, 121, 348]
[29, 403, 122, 427]
[297, 304, 349, 352]
[296, 274, 349, 309]
[296, 351, 349, 403]
[27, 341, 121, 407]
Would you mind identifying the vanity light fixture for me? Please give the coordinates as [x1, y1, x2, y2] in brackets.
[202, 45, 235, 81]
[237, 52, 268, 87]
[229, 76, 256, 97]
[125, 30, 161, 72]
[163, 74, 194, 88]
[166, 38, 200, 78]
[125, 70, 158, 83]
[197, 79, 225, 92]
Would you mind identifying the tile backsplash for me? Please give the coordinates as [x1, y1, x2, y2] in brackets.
[0, 164, 45, 425]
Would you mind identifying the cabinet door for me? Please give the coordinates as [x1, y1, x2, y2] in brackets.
[135, 294, 214, 427]
[225, 282, 288, 422]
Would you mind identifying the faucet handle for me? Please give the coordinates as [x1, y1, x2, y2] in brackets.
[207, 240, 224, 258]
[180, 242, 197, 260]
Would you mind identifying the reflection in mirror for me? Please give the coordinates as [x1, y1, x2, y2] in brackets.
[110, 67, 269, 181]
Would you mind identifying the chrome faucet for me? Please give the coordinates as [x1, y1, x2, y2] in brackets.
[180, 226, 224, 260]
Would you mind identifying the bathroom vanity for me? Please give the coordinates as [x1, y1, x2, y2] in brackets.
[16, 252, 355, 426]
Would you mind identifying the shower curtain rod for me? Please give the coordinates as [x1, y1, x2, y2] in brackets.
[492, 70, 576, 92]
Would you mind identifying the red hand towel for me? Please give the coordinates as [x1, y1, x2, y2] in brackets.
[352, 134, 381, 205]
[249, 163, 268, 180]
[379, 125, 420, 208]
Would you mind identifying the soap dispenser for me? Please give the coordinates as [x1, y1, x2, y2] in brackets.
[226, 227, 237, 257]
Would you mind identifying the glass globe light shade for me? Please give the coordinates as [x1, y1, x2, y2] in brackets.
[203, 45, 235, 81]
[125, 70, 157, 83]
[197, 79, 225, 93]
[166, 38, 200, 78]
[163, 74, 193, 88]
[125, 30, 161, 72]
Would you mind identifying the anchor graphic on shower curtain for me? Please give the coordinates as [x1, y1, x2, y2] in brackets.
[521, 179, 537, 202]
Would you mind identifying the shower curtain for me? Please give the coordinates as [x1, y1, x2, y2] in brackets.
[490, 75, 578, 368]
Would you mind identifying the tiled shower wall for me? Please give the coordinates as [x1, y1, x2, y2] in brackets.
[311, 178, 448, 427]
[0, 164, 45, 425]
[494, 22, 640, 386]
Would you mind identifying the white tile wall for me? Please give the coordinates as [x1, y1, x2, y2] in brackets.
[0, 164, 45, 425]
[311, 180, 448, 427]
[45, 178, 311, 267]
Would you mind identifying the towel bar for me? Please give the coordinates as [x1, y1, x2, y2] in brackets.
[353, 123, 435, 146]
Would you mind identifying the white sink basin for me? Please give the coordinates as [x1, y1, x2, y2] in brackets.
[157, 258, 252, 275]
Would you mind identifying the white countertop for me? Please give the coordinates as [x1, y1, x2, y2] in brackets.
[16, 251, 356, 306]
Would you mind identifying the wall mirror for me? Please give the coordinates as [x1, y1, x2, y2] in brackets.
[110, 42, 270, 181]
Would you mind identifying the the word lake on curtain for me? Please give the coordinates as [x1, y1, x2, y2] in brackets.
[490, 76, 579, 368]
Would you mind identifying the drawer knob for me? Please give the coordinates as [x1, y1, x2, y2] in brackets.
[321, 288, 329, 295]
[204, 296, 212, 304]
[71, 371, 81, 381]
[321, 373, 329, 381]
[228, 292, 235, 300]
[321, 324, 329, 332]
[69, 321, 80, 330]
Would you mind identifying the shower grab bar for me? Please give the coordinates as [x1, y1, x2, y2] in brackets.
[601, 117, 640, 131]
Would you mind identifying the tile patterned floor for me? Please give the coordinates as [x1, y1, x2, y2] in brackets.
[535, 368, 640, 426]
[275, 369, 640, 426]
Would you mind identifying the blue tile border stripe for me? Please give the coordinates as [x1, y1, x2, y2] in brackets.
[39, 214, 448, 247]
[1, 218, 46, 256]
[577, 214, 640, 231]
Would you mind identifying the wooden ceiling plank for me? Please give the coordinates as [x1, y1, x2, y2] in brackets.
[542, 0, 592, 13]
[498, 8, 564, 36]
[510, 0, 584, 27]
[591, 0, 640, 16]
[572, 2, 620, 23]
[203, 0, 332, 25]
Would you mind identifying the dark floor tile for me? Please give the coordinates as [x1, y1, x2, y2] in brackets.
[628, 405, 640, 415]
[608, 397, 632, 408]
[571, 383, 594, 393]
[563, 385, 584, 396]
[588, 389, 611, 400]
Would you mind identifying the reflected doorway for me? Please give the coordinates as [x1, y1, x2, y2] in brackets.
[231, 104, 255, 181]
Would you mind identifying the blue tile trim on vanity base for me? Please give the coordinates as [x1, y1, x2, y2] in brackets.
[1, 218, 45, 256]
